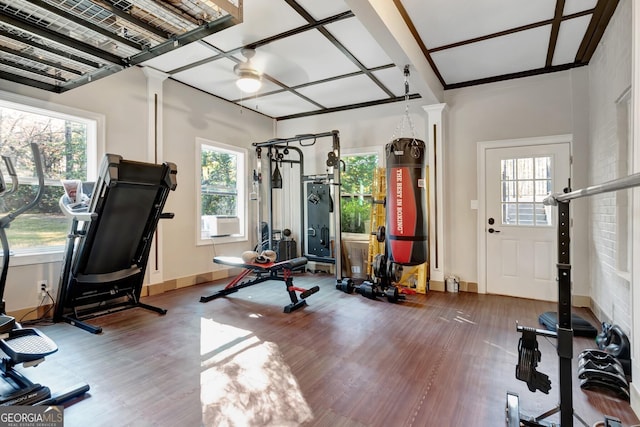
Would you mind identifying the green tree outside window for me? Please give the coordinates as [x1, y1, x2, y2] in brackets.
[341, 154, 378, 234]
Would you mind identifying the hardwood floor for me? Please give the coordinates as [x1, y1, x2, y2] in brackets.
[15, 273, 640, 426]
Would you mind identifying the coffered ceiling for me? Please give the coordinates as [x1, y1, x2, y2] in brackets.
[0, 0, 619, 120]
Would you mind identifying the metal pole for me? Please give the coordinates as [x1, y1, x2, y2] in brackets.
[332, 131, 342, 280]
[544, 172, 640, 205]
[267, 147, 274, 251]
[252, 131, 338, 148]
[557, 200, 573, 427]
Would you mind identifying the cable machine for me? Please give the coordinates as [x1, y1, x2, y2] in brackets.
[252, 130, 342, 278]
[507, 173, 640, 427]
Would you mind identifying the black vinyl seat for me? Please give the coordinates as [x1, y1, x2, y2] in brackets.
[54, 154, 177, 334]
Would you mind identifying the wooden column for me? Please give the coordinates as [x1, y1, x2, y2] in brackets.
[423, 103, 447, 288]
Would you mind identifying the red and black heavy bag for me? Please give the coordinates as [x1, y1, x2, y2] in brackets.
[385, 138, 428, 266]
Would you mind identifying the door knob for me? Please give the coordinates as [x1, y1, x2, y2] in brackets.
[488, 228, 501, 233]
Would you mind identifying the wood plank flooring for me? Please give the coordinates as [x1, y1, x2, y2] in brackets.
[15, 273, 640, 426]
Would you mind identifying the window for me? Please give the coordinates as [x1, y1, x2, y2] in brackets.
[500, 156, 552, 226]
[0, 92, 99, 259]
[340, 153, 379, 234]
[196, 138, 246, 245]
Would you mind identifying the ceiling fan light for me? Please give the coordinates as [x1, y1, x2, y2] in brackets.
[236, 74, 262, 93]
[233, 48, 262, 93]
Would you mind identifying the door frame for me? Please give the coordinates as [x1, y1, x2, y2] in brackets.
[477, 134, 573, 294]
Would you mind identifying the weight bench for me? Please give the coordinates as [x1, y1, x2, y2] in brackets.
[200, 256, 319, 313]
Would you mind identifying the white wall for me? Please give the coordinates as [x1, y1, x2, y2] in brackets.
[631, 0, 640, 412]
[0, 66, 274, 311]
[161, 77, 273, 281]
[587, 0, 633, 332]
[441, 71, 589, 295]
[279, 74, 589, 298]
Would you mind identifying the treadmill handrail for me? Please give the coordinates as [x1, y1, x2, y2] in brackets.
[58, 197, 96, 222]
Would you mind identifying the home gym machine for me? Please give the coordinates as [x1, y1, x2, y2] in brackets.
[253, 130, 343, 277]
[200, 132, 341, 311]
[0, 143, 89, 405]
[506, 173, 640, 427]
[336, 136, 428, 303]
[54, 154, 177, 334]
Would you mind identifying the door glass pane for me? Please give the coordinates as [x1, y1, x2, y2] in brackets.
[502, 159, 516, 180]
[502, 181, 516, 203]
[517, 203, 534, 225]
[517, 158, 533, 179]
[535, 203, 551, 226]
[500, 156, 552, 227]
[535, 157, 550, 179]
[517, 181, 533, 200]
[535, 180, 551, 202]
[502, 203, 517, 224]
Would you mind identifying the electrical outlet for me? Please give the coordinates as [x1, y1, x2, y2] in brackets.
[37, 280, 48, 298]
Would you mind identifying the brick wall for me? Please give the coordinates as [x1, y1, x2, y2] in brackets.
[588, 0, 632, 332]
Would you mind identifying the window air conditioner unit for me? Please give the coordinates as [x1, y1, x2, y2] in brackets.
[202, 215, 240, 237]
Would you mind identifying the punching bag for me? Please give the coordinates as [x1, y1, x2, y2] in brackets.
[385, 138, 428, 266]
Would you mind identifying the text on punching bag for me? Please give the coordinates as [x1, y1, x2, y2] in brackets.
[395, 168, 403, 234]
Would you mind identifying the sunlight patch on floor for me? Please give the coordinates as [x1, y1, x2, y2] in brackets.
[200, 317, 313, 426]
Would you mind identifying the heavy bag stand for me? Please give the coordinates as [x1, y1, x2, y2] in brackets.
[337, 137, 428, 303]
[506, 173, 640, 427]
[337, 67, 428, 303]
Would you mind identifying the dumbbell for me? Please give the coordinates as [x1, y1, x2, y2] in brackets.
[336, 278, 356, 294]
[356, 281, 378, 299]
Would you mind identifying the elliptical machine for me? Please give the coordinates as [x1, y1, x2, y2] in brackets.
[0, 143, 89, 405]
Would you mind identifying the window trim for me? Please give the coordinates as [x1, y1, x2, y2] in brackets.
[0, 90, 104, 262]
[195, 137, 248, 246]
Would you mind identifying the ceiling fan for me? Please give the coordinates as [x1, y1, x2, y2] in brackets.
[233, 48, 262, 93]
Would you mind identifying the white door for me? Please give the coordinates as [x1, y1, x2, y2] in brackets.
[485, 143, 570, 301]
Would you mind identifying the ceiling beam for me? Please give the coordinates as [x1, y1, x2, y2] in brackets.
[546, 0, 566, 66]
[284, 0, 395, 98]
[575, 0, 619, 64]
[57, 64, 124, 92]
[445, 62, 587, 90]
[392, 0, 445, 88]
[231, 64, 397, 103]
[127, 14, 240, 65]
[430, 9, 593, 53]
[345, 0, 443, 104]
[277, 93, 421, 121]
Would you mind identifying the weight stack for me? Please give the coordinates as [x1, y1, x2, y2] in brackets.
[385, 138, 428, 266]
[274, 239, 297, 261]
